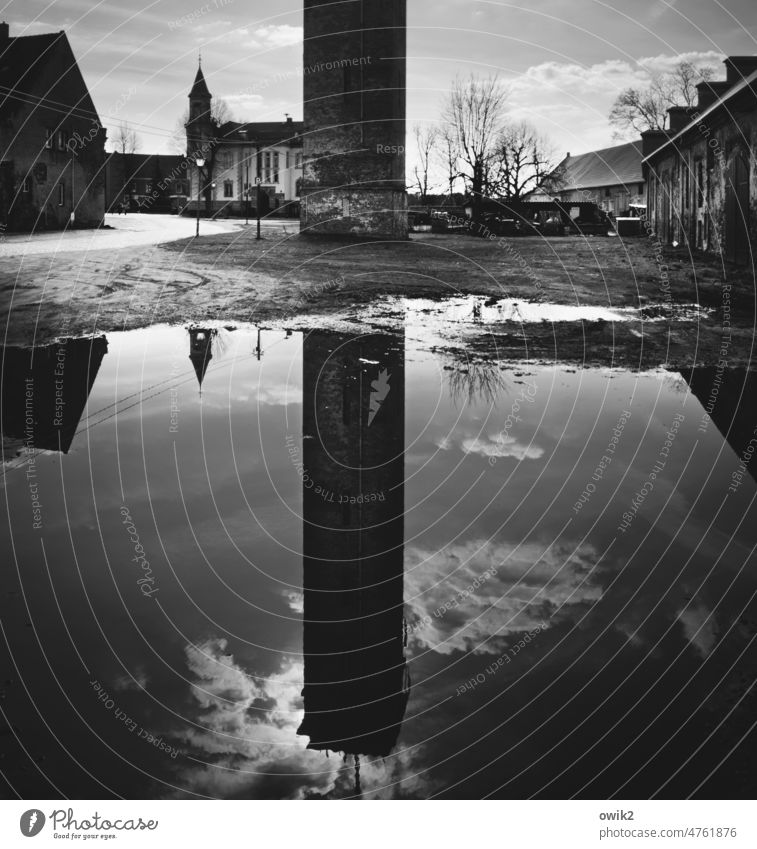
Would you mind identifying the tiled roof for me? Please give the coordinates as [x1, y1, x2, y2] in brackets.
[558, 141, 643, 190]
[219, 120, 304, 146]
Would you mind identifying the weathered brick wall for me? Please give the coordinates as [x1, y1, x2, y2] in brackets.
[301, 0, 408, 238]
[646, 102, 756, 263]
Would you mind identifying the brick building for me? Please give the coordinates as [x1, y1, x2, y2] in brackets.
[185, 63, 303, 217]
[105, 152, 189, 213]
[0, 22, 106, 231]
[549, 141, 645, 217]
[300, 0, 408, 238]
[643, 55, 757, 265]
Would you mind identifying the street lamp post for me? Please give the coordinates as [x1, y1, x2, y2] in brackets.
[244, 161, 250, 225]
[255, 144, 262, 241]
[195, 155, 205, 238]
[237, 129, 252, 229]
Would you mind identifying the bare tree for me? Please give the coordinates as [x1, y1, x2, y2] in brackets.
[442, 74, 510, 220]
[111, 121, 140, 155]
[491, 121, 562, 200]
[411, 123, 439, 201]
[437, 125, 461, 203]
[609, 60, 717, 138]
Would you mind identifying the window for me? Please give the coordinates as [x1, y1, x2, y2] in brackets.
[296, 153, 302, 169]
[223, 180, 233, 198]
[604, 188, 611, 198]
[45, 129, 53, 149]
[638, 183, 644, 195]
[56, 130, 65, 151]
[273, 152, 279, 183]
[286, 151, 290, 170]
[146, 183, 152, 194]
[131, 182, 137, 193]
[58, 182, 65, 205]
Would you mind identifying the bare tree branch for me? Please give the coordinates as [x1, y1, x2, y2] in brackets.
[412, 123, 439, 200]
[609, 60, 718, 138]
[442, 74, 510, 217]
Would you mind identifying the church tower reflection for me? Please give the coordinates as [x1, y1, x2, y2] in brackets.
[188, 328, 215, 392]
[297, 331, 409, 763]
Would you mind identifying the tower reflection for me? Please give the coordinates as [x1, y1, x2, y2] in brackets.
[297, 331, 409, 763]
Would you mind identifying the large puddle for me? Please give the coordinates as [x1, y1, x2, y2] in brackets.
[1, 322, 756, 799]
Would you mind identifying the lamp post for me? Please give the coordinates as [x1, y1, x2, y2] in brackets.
[255, 144, 262, 241]
[194, 155, 205, 238]
[237, 129, 251, 226]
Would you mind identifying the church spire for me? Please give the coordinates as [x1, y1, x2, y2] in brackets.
[188, 328, 214, 393]
[189, 61, 211, 99]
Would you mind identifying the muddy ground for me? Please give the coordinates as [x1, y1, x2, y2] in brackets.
[1, 228, 754, 369]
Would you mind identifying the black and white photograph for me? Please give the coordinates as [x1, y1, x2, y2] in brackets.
[1, 0, 756, 842]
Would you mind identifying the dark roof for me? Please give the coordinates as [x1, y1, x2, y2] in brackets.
[107, 152, 186, 180]
[189, 64, 211, 99]
[558, 141, 643, 190]
[0, 30, 100, 122]
[0, 32, 63, 101]
[218, 119, 304, 146]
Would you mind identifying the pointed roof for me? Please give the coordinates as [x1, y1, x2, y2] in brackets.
[188, 329, 214, 391]
[189, 63, 211, 99]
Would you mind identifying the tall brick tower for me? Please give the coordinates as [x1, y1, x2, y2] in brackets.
[300, 0, 408, 239]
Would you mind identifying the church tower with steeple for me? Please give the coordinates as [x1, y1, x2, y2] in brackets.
[186, 60, 213, 158]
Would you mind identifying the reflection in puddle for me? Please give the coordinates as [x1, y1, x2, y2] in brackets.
[1, 322, 756, 799]
[378, 295, 711, 327]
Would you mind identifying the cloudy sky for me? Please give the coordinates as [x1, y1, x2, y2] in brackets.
[8, 0, 757, 170]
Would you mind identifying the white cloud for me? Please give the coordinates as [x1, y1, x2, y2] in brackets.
[113, 668, 149, 691]
[462, 433, 544, 461]
[170, 638, 429, 798]
[405, 539, 602, 654]
[254, 24, 303, 49]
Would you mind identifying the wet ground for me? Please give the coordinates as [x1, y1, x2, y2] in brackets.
[2, 313, 756, 799]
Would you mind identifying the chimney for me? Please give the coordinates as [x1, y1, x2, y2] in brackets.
[641, 129, 669, 160]
[0, 21, 9, 41]
[696, 81, 732, 111]
[724, 56, 757, 85]
[667, 106, 695, 133]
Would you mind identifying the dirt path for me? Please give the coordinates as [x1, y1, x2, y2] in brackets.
[0, 228, 753, 369]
